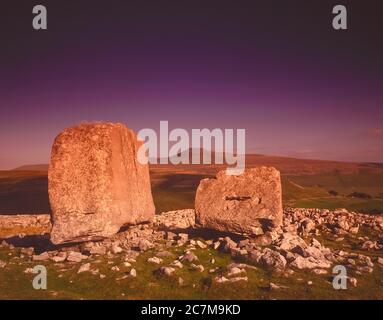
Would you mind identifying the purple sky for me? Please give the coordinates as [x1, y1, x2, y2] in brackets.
[1, 0, 383, 169]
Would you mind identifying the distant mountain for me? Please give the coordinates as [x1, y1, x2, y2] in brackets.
[13, 164, 49, 171]
[10, 154, 383, 175]
[152, 148, 241, 164]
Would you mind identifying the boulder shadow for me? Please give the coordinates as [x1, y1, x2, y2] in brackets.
[3, 234, 80, 254]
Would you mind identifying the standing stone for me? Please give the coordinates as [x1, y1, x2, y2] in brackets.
[195, 167, 282, 236]
[49, 123, 155, 244]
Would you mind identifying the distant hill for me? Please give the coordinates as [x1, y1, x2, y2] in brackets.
[13, 164, 49, 171]
[10, 154, 383, 175]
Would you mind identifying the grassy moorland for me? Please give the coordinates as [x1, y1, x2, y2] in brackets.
[0, 229, 382, 300]
[1, 155, 383, 215]
[0, 155, 382, 300]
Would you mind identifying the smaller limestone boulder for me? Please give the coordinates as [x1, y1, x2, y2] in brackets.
[195, 167, 283, 236]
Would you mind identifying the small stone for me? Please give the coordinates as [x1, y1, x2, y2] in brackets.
[160, 267, 175, 276]
[349, 277, 358, 287]
[259, 248, 287, 270]
[20, 247, 34, 256]
[178, 233, 189, 242]
[312, 269, 328, 275]
[214, 276, 229, 283]
[180, 251, 198, 263]
[349, 225, 359, 235]
[227, 267, 246, 277]
[227, 276, 248, 283]
[230, 248, 248, 258]
[191, 264, 204, 272]
[67, 251, 88, 263]
[1, 240, 9, 248]
[170, 260, 183, 269]
[269, 282, 281, 290]
[212, 241, 221, 250]
[129, 268, 137, 277]
[111, 266, 120, 272]
[24, 268, 34, 274]
[111, 244, 123, 254]
[138, 239, 153, 252]
[196, 240, 207, 249]
[166, 231, 177, 240]
[78, 263, 91, 273]
[33, 252, 50, 261]
[156, 251, 174, 258]
[90, 246, 107, 255]
[148, 257, 163, 264]
[91, 269, 99, 275]
[51, 252, 67, 263]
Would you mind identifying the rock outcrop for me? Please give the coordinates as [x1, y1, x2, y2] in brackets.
[48, 122, 155, 244]
[0, 215, 51, 231]
[195, 167, 283, 236]
[153, 209, 195, 230]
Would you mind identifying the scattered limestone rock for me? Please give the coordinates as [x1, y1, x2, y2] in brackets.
[180, 251, 198, 263]
[191, 264, 204, 272]
[111, 244, 123, 254]
[196, 240, 207, 249]
[78, 263, 91, 273]
[67, 251, 88, 263]
[170, 260, 183, 269]
[259, 248, 287, 270]
[90, 246, 107, 255]
[20, 247, 34, 256]
[178, 277, 184, 286]
[138, 239, 153, 252]
[148, 257, 163, 265]
[156, 251, 174, 258]
[129, 268, 137, 277]
[153, 209, 195, 230]
[33, 252, 50, 261]
[349, 277, 358, 287]
[227, 266, 246, 277]
[51, 252, 67, 263]
[0, 215, 51, 238]
[160, 266, 175, 276]
[214, 275, 248, 283]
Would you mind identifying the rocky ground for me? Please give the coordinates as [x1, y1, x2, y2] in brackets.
[0, 208, 382, 299]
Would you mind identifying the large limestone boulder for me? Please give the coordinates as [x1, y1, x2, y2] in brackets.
[48, 123, 155, 244]
[195, 167, 282, 236]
